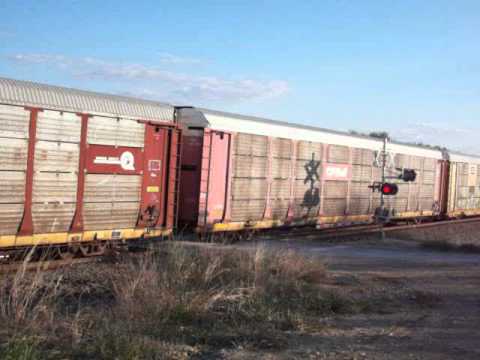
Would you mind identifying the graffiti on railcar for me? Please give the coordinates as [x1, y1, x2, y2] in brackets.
[301, 153, 321, 213]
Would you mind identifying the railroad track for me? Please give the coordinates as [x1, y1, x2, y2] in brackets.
[260, 216, 480, 241]
[0, 257, 100, 274]
[2, 217, 480, 273]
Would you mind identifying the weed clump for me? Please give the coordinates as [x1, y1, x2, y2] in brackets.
[0, 243, 350, 358]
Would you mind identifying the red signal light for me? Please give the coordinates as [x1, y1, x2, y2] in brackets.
[381, 183, 398, 196]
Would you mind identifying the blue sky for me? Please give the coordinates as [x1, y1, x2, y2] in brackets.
[0, 0, 479, 153]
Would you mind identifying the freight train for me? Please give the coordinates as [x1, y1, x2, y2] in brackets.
[0, 77, 479, 256]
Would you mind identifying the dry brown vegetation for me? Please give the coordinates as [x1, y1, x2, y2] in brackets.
[0, 239, 460, 360]
[0, 242, 441, 359]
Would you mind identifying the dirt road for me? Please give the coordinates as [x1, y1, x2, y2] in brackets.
[217, 237, 480, 359]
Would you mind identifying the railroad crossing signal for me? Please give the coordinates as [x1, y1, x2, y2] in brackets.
[368, 182, 399, 196]
[397, 168, 417, 182]
[380, 183, 398, 195]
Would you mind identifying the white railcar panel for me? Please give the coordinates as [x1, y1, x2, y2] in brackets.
[84, 174, 142, 203]
[34, 141, 80, 173]
[0, 171, 26, 203]
[87, 116, 145, 147]
[83, 202, 140, 230]
[0, 138, 28, 171]
[0, 203, 24, 236]
[0, 104, 29, 139]
[36, 110, 81, 143]
[32, 203, 76, 233]
[32, 172, 78, 203]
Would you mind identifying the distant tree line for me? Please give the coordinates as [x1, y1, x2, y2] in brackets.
[348, 130, 448, 151]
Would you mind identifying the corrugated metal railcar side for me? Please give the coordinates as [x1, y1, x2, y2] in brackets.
[0, 78, 179, 250]
[446, 152, 480, 217]
[177, 108, 445, 232]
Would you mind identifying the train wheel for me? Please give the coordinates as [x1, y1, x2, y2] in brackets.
[56, 246, 75, 260]
[79, 242, 107, 257]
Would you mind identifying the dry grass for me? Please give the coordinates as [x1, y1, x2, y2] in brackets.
[0, 243, 373, 359]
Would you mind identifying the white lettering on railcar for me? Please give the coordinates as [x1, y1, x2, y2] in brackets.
[94, 151, 135, 170]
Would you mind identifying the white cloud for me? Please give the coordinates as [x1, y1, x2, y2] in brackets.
[7, 53, 289, 104]
[391, 121, 480, 154]
[157, 52, 205, 65]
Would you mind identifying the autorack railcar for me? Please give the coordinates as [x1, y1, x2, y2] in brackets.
[447, 152, 480, 218]
[176, 108, 447, 233]
[0, 77, 180, 256]
[1, 76, 480, 254]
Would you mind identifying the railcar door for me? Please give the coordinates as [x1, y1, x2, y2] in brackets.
[137, 124, 170, 228]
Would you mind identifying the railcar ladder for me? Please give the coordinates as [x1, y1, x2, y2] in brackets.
[172, 129, 183, 229]
[199, 130, 213, 228]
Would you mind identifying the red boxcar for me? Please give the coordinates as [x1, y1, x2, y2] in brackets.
[0, 77, 180, 253]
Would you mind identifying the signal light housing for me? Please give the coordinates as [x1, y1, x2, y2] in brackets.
[381, 182, 398, 196]
[398, 168, 417, 182]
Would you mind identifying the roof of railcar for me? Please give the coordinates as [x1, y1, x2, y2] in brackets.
[195, 107, 446, 159]
[0, 77, 175, 122]
[448, 150, 480, 164]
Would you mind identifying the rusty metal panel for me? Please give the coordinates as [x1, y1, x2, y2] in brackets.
[231, 178, 267, 200]
[230, 199, 265, 221]
[34, 141, 80, 173]
[87, 116, 145, 147]
[84, 174, 142, 203]
[0, 104, 29, 139]
[233, 155, 267, 178]
[0, 138, 28, 171]
[83, 202, 140, 230]
[0, 203, 24, 236]
[0, 77, 174, 122]
[271, 138, 292, 159]
[296, 141, 322, 160]
[32, 203, 76, 233]
[36, 110, 81, 143]
[272, 158, 291, 179]
[352, 148, 374, 165]
[328, 145, 349, 163]
[0, 171, 26, 203]
[270, 180, 291, 199]
[324, 181, 348, 199]
[234, 133, 268, 156]
[323, 199, 347, 216]
[32, 172, 77, 203]
[350, 182, 371, 198]
[351, 165, 372, 182]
